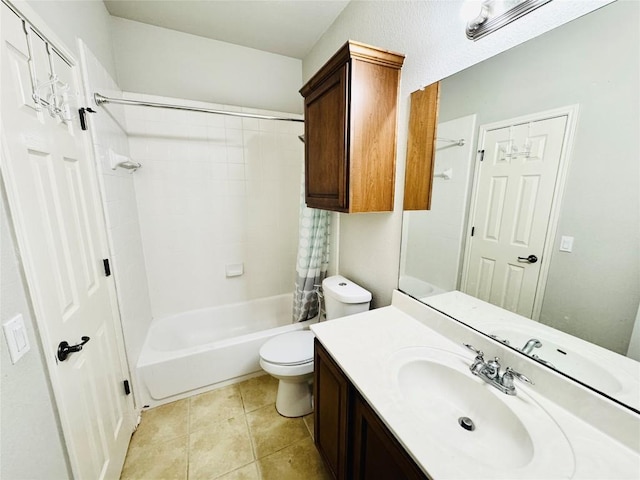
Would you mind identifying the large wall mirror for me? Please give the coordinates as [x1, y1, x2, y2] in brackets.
[399, 0, 639, 411]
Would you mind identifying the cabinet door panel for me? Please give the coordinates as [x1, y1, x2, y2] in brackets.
[352, 394, 428, 480]
[304, 65, 349, 211]
[314, 340, 350, 479]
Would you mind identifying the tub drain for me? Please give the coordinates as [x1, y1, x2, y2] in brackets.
[458, 416, 475, 431]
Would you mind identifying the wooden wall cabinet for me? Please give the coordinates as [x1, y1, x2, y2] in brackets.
[300, 41, 405, 213]
[314, 340, 429, 480]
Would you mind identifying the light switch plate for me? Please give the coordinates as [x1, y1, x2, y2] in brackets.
[559, 235, 574, 253]
[3, 314, 30, 364]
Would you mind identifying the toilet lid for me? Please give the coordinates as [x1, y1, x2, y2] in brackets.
[260, 330, 315, 366]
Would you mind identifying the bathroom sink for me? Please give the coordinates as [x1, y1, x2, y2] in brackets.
[388, 347, 575, 478]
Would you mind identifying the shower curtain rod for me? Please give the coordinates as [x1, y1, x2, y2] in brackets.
[93, 93, 304, 123]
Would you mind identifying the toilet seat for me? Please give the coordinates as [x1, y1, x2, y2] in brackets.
[260, 330, 314, 366]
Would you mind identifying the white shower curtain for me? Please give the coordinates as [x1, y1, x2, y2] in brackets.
[292, 167, 330, 322]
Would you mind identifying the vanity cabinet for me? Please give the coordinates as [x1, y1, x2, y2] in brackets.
[314, 340, 429, 480]
[299, 41, 405, 213]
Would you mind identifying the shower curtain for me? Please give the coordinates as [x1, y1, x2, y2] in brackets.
[292, 167, 330, 322]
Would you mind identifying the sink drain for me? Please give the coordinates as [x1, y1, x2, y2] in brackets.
[458, 416, 475, 431]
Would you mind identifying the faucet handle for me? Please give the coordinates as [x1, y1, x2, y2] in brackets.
[504, 367, 534, 385]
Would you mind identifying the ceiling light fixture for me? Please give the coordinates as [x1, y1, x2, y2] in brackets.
[465, 0, 554, 41]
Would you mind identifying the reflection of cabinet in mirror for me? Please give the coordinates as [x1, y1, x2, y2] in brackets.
[403, 83, 439, 210]
[300, 41, 404, 213]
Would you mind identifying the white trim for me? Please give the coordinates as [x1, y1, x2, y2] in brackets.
[460, 104, 580, 320]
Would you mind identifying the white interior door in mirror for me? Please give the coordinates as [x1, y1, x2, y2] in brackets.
[463, 114, 568, 317]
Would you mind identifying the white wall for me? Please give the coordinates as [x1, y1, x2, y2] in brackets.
[303, 0, 613, 308]
[0, 189, 71, 479]
[80, 42, 153, 406]
[126, 94, 303, 318]
[110, 17, 304, 114]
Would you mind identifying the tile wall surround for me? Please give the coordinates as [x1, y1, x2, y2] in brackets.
[80, 43, 153, 405]
[124, 92, 304, 319]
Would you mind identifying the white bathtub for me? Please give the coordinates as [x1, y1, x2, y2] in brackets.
[398, 275, 448, 300]
[137, 293, 317, 404]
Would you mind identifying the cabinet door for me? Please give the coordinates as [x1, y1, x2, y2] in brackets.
[314, 340, 350, 479]
[304, 64, 349, 211]
[351, 393, 429, 480]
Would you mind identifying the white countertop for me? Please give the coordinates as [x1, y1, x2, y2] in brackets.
[311, 293, 640, 479]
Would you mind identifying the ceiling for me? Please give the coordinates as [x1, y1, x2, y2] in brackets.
[103, 0, 350, 59]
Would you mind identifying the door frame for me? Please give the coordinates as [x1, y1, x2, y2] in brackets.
[0, 1, 135, 476]
[460, 105, 579, 320]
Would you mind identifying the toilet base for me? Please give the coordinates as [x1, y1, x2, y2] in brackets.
[275, 378, 313, 418]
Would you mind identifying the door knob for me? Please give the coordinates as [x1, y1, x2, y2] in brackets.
[517, 255, 538, 264]
[57, 336, 90, 361]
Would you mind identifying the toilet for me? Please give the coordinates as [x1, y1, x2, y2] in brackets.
[259, 275, 372, 417]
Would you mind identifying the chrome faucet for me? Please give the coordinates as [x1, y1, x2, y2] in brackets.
[464, 344, 533, 395]
[521, 338, 542, 355]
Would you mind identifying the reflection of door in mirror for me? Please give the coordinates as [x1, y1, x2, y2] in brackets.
[462, 110, 573, 319]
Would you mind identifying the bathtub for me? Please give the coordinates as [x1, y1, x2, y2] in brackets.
[137, 293, 317, 404]
[398, 275, 448, 300]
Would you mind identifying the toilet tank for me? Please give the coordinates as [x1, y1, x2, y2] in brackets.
[322, 275, 372, 320]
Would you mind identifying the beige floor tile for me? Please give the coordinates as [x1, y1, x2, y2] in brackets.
[188, 416, 254, 480]
[246, 404, 310, 459]
[190, 385, 244, 431]
[303, 413, 314, 439]
[120, 435, 188, 480]
[132, 399, 190, 447]
[238, 375, 278, 413]
[214, 462, 260, 480]
[257, 437, 332, 480]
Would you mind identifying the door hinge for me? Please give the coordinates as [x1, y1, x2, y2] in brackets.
[123, 380, 131, 396]
[471, 226, 475, 236]
[78, 107, 96, 131]
[478, 149, 485, 162]
[103, 258, 111, 277]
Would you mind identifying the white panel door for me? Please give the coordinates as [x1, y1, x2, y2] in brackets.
[1, 5, 134, 479]
[463, 115, 567, 317]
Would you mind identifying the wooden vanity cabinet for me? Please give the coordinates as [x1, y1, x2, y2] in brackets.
[314, 340, 429, 480]
[314, 337, 351, 478]
[300, 41, 405, 213]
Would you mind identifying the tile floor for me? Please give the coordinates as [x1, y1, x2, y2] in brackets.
[120, 375, 332, 480]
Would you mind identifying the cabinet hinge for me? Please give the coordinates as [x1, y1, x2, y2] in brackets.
[123, 380, 131, 395]
[478, 149, 485, 162]
[103, 258, 111, 277]
[471, 226, 475, 237]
